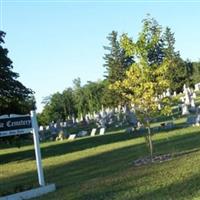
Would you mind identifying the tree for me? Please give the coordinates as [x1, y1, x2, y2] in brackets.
[163, 27, 190, 92]
[103, 31, 134, 108]
[111, 18, 172, 160]
[0, 31, 35, 115]
[103, 31, 134, 83]
[192, 61, 200, 84]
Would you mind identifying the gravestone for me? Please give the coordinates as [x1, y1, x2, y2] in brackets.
[192, 92, 197, 99]
[56, 130, 65, 141]
[166, 88, 171, 97]
[191, 99, 196, 110]
[182, 104, 189, 115]
[185, 91, 191, 105]
[158, 103, 161, 110]
[68, 134, 76, 140]
[99, 128, 105, 135]
[195, 114, 200, 126]
[194, 83, 200, 91]
[173, 91, 177, 96]
[39, 126, 44, 131]
[90, 128, 97, 136]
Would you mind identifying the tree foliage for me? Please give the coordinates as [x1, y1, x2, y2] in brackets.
[110, 17, 172, 159]
[38, 79, 108, 125]
[0, 31, 35, 115]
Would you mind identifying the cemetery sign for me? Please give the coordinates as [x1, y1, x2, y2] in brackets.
[0, 111, 56, 200]
[0, 115, 32, 137]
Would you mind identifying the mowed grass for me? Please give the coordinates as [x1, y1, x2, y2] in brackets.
[0, 124, 200, 200]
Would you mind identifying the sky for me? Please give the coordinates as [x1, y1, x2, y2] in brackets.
[1, 0, 200, 112]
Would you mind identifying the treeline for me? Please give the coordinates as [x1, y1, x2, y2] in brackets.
[38, 16, 200, 125]
[0, 31, 35, 115]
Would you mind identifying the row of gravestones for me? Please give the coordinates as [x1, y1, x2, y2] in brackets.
[55, 128, 106, 141]
[40, 83, 200, 139]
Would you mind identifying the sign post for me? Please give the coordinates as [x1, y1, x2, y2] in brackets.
[30, 110, 45, 186]
[0, 111, 55, 200]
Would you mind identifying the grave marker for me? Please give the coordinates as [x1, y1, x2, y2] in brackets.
[90, 128, 97, 136]
[99, 128, 105, 135]
[68, 134, 76, 140]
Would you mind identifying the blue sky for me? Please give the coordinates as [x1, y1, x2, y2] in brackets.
[1, 0, 200, 112]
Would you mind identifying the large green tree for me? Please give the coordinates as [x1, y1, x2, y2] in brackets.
[103, 31, 134, 107]
[103, 31, 134, 83]
[163, 27, 193, 92]
[0, 31, 35, 115]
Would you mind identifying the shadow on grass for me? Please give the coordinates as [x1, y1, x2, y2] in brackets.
[1, 128, 200, 198]
[0, 124, 199, 164]
[133, 173, 200, 200]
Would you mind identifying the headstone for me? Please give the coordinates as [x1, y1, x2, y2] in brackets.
[194, 83, 200, 91]
[191, 99, 196, 109]
[192, 92, 197, 99]
[196, 114, 200, 126]
[185, 91, 191, 105]
[56, 130, 65, 141]
[39, 126, 44, 131]
[99, 128, 105, 135]
[166, 88, 171, 97]
[63, 122, 67, 127]
[173, 91, 177, 97]
[68, 134, 76, 140]
[72, 117, 75, 124]
[182, 104, 189, 115]
[90, 128, 97, 136]
[183, 84, 187, 93]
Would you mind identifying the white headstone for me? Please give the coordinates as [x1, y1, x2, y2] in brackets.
[191, 99, 196, 108]
[158, 103, 161, 110]
[90, 128, 97, 136]
[99, 128, 105, 135]
[182, 104, 189, 115]
[192, 92, 197, 99]
[185, 91, 191, 105]
[166, 88, 171, 97]
[194, 83, 200, 91]
[173, 91, 177, 97]
[68, 134, 76, 140]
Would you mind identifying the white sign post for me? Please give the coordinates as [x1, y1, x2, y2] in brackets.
[0, 111, 56, 200]
[31, 110, 45, 186]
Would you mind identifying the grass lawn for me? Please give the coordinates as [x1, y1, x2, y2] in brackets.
[0, 122, 200, 200]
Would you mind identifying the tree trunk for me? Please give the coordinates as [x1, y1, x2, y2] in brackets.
[147, 120, 153, 161]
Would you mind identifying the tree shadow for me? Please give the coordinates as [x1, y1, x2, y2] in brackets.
[133, 173, 200, 200]
[0, 126, 199, 164]
[1, 139, 200, 199]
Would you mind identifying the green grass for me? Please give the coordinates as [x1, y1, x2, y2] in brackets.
[1, 121, 200, 200]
